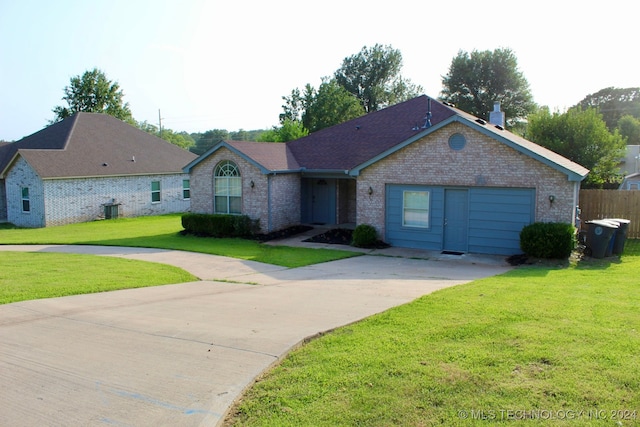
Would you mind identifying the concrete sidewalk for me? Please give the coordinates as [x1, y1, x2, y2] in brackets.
[0, 245, 511, 426]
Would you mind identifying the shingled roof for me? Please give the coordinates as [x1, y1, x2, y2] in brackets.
[184, 95, 589, 181]
[0, 113, 197, 179]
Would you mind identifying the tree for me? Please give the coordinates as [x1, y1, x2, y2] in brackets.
[137, 121, 195, 150]
[258, 119, 309, 142]
[281, 79, 364, 133]
[191, 129, 229, 155]
[527, 107, 626, 187]
[574, 87, 640, 130]
[440, 48, 536, 127]
[618, 115, 640, 145]
[303, 79, 364, 132]
[52, 68, 134, 124]
[334, 44, 423, 113]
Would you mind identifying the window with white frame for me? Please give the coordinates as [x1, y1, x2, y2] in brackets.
[403, 190, 429, 228]
[21, 187, 30, 212]
[151, 181, 161, 203]
[182, 179, 191, 199]
[214, 160, 241, 214]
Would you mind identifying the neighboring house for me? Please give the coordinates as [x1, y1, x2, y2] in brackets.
[620, 172, 640, 190]
[618, 145, 640, 176]
[185, 96, 590, 256]
[0, 113, 197, 227]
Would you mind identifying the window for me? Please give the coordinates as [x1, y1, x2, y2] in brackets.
[182, 179, 191, 199]
[21, 187, 30, 212]
[403, 191, 429, 228]
[151, 181, 161, 203]
[214, 160, 241, 214]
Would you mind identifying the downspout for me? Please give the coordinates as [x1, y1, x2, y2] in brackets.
[267, 174, 272, 232]
[573, 181, 581, 229]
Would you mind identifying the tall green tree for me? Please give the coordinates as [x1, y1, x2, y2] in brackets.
[617, 115, 640, 145]
[303, 79, 364, 132]
[52, 68, 134, 124]
[190, 129, 229, 155]
[137, 121, 195, 150]
[574, 87, 640, 130]
[440, 48, 536, 127]
[334, 44, 423, 113]
[527, 107, 626, 187]
[258, 119, 309, 142]
[281, 79, 364, 133]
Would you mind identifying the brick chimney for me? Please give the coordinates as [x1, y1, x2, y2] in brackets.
[489, 102, 505, 127]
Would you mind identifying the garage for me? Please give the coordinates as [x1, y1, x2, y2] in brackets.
[385, 185, 535, 255]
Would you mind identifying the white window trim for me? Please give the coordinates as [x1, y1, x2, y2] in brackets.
[21, 187, 30, 213]
[151, 181, 161, 204]
[402, 190, 430, 229]
[182, 179, 191, 200]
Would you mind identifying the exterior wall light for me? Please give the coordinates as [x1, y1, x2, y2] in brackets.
[250, 180, 255, 188]
[368, 186, 373, 195]
[549, 195, 555, 205]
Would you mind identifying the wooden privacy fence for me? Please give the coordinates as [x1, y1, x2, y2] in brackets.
[579, 190, 640, 238]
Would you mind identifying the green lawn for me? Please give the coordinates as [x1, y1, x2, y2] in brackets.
[0, 214, 359, 268]
[0, 251, 197, 304]
[226, 240, 640, 426]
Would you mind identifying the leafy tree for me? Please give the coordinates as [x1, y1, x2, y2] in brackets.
[440, 48, 536, 127]
[258, 119, 309, 142]
[527, 107, 626, 187]
[281, 79, 364, 133]
[334, 44, 423, 113]
[617, 115, 640, 145]
[191, 129, 229, 155]
[303, 79, 364, 132]
[137, 121, 195, 150]
[574, 87, 640, 130]
[52, 68, 134, 124]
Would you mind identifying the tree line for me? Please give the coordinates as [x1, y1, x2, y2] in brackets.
[45, 46, 640, 188]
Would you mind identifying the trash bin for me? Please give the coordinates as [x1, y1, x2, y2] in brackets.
[585, 220, 619, 258]
[605, 218, 631, 255]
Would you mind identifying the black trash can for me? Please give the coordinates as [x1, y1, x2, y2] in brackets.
[605, 218, 631, 255]
[585, 220, 618, 258]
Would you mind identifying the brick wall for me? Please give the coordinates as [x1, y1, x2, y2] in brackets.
[6, 157, 45, 227]
[357, 122, 579, 239]
[0, 179, 7, 221]
[189, 147, 301, 232]
[6, 156, 191, 227]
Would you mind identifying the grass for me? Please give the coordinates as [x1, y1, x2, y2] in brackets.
[226, 239, 640, 426]
[0, 214, 359, 268]
[0, 251, 197, 304]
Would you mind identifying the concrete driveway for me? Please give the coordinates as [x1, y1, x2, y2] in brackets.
[0, 245, 510, 426]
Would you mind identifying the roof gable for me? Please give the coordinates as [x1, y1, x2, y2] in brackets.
[0, 113, 197, 179]
[183, 140, 300, 174]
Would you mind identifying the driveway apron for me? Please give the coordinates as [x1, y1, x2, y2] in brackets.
[0, 245, 510, 426]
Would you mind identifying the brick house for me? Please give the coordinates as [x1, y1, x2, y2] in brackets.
[185, 96, 589, 255]
[0, 113, 197, 227]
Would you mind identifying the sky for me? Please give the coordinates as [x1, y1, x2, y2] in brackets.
[1, 0, 638, 141]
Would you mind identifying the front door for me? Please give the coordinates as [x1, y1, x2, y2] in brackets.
[443, 189, 469, 252]
[311, 179, 331, 224]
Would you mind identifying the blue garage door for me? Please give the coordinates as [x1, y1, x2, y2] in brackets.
[385, 185, 535, 255]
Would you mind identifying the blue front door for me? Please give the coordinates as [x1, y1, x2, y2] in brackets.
[443, 189, 469, 252]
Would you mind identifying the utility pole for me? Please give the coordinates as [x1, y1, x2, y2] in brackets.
[158, 109, 163, 138]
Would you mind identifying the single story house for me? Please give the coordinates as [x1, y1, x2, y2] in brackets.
[620, 172, 640, 190]
[185, 95, 589, 256]
[0, 113, 197, 227]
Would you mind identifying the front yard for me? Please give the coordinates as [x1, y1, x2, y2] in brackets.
[226, 240, 640, 426]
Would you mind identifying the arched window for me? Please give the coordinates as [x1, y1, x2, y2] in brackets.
[214, 160, 242, 214]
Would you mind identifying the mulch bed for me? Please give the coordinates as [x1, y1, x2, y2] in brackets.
[304, 228, 391, 249]
[252, 225, 313, 242]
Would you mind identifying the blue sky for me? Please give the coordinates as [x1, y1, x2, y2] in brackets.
[1, 0, 637, 141]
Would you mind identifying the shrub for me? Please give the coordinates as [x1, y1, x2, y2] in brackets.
[520, 222, 577, 259]
[351, 224, 378, 248]
[181, 213, 258, 238]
